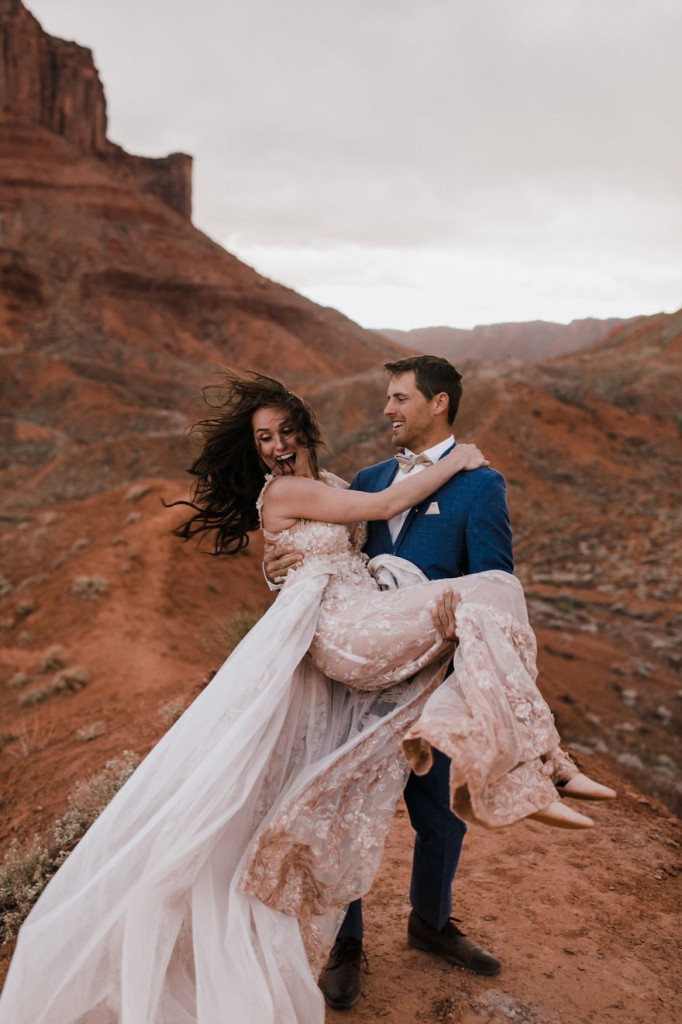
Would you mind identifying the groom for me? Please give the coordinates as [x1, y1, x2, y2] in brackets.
[265, 354, 514, 1010]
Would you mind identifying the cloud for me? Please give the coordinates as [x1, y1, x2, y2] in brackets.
[26, 0, 682, 327]
[230, 239, 682, 330]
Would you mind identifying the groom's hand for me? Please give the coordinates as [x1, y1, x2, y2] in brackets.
[432, 590, 460, 643]
[263, 542, 304, 587]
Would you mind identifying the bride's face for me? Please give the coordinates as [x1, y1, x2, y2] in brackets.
[252, 406, 313, 477]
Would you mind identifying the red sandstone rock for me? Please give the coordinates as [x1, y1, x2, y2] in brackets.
[0, 0, 192, 217]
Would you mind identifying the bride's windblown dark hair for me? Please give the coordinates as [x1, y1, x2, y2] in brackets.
[170, 370, 324, 554]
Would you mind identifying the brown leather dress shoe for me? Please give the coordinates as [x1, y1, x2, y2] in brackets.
[407, 911, 501, 976]
[319, 938, 363, 1010]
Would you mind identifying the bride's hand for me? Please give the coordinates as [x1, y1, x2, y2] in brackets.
[453, 443, 489, 470]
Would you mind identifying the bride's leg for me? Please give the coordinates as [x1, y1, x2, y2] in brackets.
[314, 570, 609, 829]
[398, 572, 599, 829]
[312, 570, 532, 691]
[310, 576, 467, 689]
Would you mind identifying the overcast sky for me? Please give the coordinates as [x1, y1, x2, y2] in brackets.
[27, 0, 682, 330]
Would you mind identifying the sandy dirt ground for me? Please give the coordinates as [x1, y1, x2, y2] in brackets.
[326, 788, 680, 1024]
[1, 489, 680, 1021]
[2, 751, 679, 1023]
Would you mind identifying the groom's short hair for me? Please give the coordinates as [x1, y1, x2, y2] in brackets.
[384, 355, 463, 425]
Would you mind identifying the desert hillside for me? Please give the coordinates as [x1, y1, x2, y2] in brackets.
[0, 3, 680, 1021]
[382, 317, 630, 363]
[0, 0, 404, 511]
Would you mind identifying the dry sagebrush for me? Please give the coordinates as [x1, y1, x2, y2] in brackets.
[0, 751, 139, 945]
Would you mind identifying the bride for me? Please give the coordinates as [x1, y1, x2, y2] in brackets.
[0, 371, 613, 1024]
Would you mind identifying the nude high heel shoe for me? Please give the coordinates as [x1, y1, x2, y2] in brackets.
[556, 773, 617, 801]
[528, 800, 594, 829]
[547, 749, 617, 802]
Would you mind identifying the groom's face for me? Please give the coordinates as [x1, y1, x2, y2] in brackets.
[384, 371, 445, 453]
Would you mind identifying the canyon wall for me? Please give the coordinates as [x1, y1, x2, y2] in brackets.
[0, 0, 192, 218]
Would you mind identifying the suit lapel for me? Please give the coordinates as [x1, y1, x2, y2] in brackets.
[393, 441, 456, 553]
[393, 506, 418, 553]
[375, 459, 400, 490]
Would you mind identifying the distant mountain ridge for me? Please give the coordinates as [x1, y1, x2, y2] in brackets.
[383, 317, 632, 362]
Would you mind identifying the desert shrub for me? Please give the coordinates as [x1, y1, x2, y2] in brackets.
[196, 669, 217, 692]
[0, 751, 139, 945]
[157, 700, 187, 726]
[221, 608, 268, 650]
[19, 687, 48, 708]
[38, 644, 69, 674]
[54, 667, 90, 692]
[125, 484, 151, 503]
[15, 598, 36, 618]
[71, 576, 109, 600]
[19, 667, 90, 707]
[4, 717, 54, 759]
[7, 671, 30, 690]
[75, 721, 106, 742]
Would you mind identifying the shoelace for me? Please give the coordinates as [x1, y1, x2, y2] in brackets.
[329, 940, 370, 972]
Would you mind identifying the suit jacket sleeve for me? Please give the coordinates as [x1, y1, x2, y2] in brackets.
[465, 471, 514, 574]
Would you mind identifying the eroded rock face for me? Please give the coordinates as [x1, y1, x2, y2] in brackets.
[0, 0, 192, 217]
[0, 0, 108, 150]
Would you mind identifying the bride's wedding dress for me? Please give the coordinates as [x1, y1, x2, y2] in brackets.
[0, 473, 564, 1024]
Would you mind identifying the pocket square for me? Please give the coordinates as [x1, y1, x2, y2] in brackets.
[425, 501, 440, 515]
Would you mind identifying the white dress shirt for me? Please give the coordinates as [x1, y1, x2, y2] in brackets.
[387, 435, 455, 543]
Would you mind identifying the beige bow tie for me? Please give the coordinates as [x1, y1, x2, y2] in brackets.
[395, 452, 433, 474]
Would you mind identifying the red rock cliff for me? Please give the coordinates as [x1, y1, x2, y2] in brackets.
[0, 0, 192, 218]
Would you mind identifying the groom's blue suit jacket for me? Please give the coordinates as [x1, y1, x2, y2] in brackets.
[350, 443, 514, 579]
